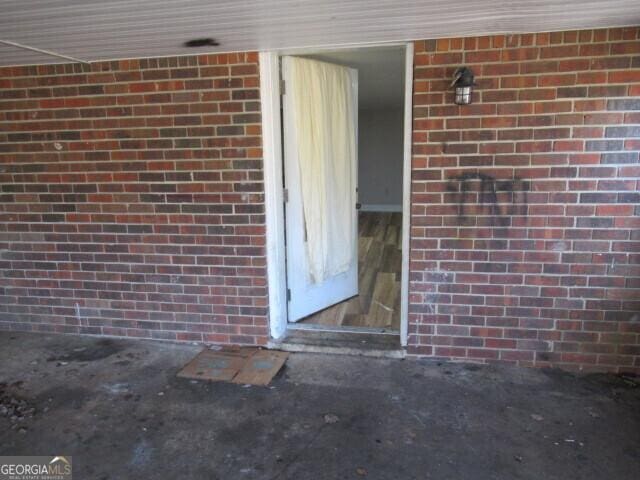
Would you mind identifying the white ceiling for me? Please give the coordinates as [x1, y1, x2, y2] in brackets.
[303, 47, 405, 109]
[1, 0, 639, 67]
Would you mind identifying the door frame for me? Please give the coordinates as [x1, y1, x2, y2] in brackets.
[260, 42, 414, 346]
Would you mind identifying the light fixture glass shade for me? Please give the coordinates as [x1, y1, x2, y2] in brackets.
[455, 86, 472, 105]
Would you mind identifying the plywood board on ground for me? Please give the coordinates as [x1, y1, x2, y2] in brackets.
[231, 350, 290, 386]
[177, 347, 288, 386]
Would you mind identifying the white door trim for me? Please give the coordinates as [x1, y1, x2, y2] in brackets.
[260, 43, 413, 345]
[400, 42, 413, 347]
[259, 51, 287, 339]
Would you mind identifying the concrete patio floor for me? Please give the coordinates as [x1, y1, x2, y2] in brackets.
[0, 331, 638, 480]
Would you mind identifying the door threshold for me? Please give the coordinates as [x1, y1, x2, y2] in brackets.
[288, 322, 399, 336]
[269, 328, 405, 359]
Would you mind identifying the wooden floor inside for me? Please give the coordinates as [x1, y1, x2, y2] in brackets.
[299, 211, 402, 330]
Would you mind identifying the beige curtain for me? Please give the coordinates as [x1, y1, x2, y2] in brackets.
[284, 56, 356, 284]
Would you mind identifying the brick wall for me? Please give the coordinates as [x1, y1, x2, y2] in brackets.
[0, 53, 268, 345]
[410, 27, 640, 373]
[1, 27, 639, 373]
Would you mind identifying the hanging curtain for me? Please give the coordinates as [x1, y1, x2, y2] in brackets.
[284, 56, 356, 284]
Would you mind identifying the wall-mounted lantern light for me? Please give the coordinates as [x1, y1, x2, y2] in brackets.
[451, 67, 475, 105]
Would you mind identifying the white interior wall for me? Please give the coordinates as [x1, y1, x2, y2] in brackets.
[301, 47, 406, 212]
[358, 107, 404, 210]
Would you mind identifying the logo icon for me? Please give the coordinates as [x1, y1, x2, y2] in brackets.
[0, 456, 73, 479]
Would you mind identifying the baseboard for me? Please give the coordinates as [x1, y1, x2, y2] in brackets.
[360, 204, 402, 212]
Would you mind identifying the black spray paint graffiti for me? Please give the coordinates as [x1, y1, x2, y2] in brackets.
[446, 172, 529, 227]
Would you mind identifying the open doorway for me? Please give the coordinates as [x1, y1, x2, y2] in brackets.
[260, 43, 413, 347]
[288, 47, 406, 332]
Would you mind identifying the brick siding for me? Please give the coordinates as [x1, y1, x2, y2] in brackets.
[1, 27, 639, 373]
[0, 53, 268, 344]
[410, 27, 640, 373]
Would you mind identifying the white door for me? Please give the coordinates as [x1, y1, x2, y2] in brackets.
[281, 56, 359, 322]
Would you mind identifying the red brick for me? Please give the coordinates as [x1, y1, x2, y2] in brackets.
[608, 70, 640, 83]
[2, 28, 639, 375]
[408, 28, 640, 373]
[0, 51, 267, 346]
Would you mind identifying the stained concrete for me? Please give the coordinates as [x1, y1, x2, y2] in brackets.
[0, 331, 639, 480]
